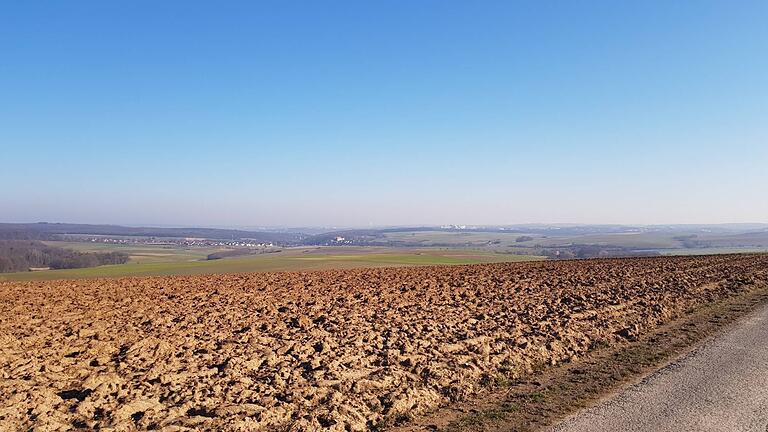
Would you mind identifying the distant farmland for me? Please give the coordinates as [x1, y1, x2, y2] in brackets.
[0, 245, 543, 281]
[1, 223, 766, 281]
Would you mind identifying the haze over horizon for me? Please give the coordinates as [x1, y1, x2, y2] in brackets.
[2, 221, 768, 233]
[2, 1, 767, 227]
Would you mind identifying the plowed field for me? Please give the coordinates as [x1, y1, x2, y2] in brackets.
[2, 254, 767, 431]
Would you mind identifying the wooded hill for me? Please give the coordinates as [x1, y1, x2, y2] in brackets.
[0, 240, 129, 273]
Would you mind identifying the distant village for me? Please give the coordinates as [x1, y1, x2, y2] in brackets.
[63, 235, 275, 248]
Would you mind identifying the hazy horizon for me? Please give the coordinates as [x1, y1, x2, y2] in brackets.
[2, 220, 767, 232]
[2, 1, 766, 227]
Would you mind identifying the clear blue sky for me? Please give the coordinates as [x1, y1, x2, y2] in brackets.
[1, 1, 766, 227]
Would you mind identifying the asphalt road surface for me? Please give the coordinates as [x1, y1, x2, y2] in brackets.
[552, 303, 768, 432]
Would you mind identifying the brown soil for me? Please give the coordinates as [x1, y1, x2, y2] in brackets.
[1, 254, 767, 431]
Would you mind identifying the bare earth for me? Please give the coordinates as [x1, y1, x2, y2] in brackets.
[1, 254, 767, 431]
[551, 301, 768, 432]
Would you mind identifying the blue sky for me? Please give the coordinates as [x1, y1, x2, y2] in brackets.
[1, 1, 766, 227]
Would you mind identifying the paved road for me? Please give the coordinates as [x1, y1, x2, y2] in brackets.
[551, 303, 768, 432]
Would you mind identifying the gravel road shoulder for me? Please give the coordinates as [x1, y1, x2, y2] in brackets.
[551, 300, 768, 431]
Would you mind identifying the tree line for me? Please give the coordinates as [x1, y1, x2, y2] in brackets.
[0, 240, 129, 273]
